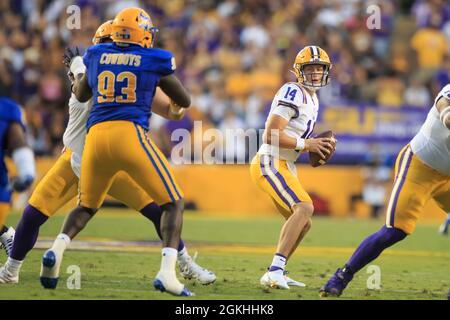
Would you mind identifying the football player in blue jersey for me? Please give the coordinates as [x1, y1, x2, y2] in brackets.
[0, 97, 35, 259]
[439, 212, 450, 235]
[0, 21, 214, 287]
[40, 8, 193, 296]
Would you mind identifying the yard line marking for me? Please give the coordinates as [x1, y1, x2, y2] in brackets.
[35, 239, 450, 258]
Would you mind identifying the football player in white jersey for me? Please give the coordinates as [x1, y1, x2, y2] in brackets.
[321, 84, 450, 297]
[0, 21, 215, 287]
[250, 45, 335, 289]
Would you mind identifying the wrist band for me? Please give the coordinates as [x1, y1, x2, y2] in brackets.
[295, 137, 305, 151]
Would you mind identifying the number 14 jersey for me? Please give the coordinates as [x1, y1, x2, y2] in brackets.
[259, 82, 319, 162]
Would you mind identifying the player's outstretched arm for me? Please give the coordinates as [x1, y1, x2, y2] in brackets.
[436, 96, 450, 130]
[7, 122, 35, 192]
[73, 73, 92, 103]
[158, 74, 191, 109]
[264, 114, 333, 159]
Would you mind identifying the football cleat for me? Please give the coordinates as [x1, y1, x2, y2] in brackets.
[0, 227, 15, 257]
[319, 268, 354, 297]
[40, 250, 61, 289]
[260, 271, 290, 290]
[438, 222, 448, 236]
[283, 271, 306, 287]
[0, 265, 18, 284]
[179, 254, 216, 285]
[154, 270, 194, 297]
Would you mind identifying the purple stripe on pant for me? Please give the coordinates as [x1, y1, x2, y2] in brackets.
[268, 156, 301, 204]
[389, 147, 413, 227]
[259, 155, 292, 208]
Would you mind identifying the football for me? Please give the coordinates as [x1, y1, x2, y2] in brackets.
[309, 130, 337, 167]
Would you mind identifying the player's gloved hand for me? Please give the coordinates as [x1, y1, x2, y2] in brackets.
[11, 175, 34, 192]
[63, 47, 81, 69]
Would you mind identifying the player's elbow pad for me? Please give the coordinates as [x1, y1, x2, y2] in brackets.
[171, 93, 190, 109]
[12, 147, 36, 180]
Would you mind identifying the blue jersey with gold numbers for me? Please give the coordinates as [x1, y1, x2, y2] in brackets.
[83, 42, 175, 131]
[0, 97, 25, 200]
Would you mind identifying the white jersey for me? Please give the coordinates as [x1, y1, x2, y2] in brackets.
[62, 94, 92, 178]
[410, 84, 450, 176]
[259, 82, 319, 163]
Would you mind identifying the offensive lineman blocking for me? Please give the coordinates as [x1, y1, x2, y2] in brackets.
[0, 18, 215, 290]
[64, 8, 193, 296]
[320, 84, 450, 297]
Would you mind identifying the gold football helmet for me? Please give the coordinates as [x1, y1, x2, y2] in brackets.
[92, 20, 113, 44]
[292, 46, 332, 89]
[111, 7, 158, 48]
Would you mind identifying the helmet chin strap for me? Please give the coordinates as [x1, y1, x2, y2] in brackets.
[302, 84, 319, 92]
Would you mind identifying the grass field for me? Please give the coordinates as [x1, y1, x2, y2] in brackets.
[1, 210, 449, 300]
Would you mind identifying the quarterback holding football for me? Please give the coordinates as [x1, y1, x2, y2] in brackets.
[250, 45, 336, 289]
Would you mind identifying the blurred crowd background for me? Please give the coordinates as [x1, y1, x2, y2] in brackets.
[0, 0, 449, 160]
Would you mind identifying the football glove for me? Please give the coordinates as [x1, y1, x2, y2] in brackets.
[63, 47, 81, 69]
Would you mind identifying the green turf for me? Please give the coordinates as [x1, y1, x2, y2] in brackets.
[1, 210, 448, 300]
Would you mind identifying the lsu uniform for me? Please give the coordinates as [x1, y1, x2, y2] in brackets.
[386, 84, 450, 234]
[80, 42, 182, 209]
[0, 98, 25, 225]
[250, 82, 317, 217]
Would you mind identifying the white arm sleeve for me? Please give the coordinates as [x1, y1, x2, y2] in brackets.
[12, 147, 36, 179]
[69, 93, 91, 110]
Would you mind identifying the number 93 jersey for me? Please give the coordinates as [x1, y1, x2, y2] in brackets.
[83, 42, 175, 131]
[259, 82, 319, 162]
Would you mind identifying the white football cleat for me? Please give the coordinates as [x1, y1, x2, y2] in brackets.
[260, 271, 290, 289]
[0, 265, 18, 284]
[284, 271, 306, 287]
[40, 249, 62, 289]
[179, 254, 216, 285]
[153, 270, 194, 296]
[0, 227, 15, 257]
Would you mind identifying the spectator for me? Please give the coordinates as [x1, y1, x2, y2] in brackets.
[411, 15, 449, 72]
[376, 69, 405, 108]
[404, 76, 431, 108]
[349, 149, 392, 219]
[0, 0, 447, 159]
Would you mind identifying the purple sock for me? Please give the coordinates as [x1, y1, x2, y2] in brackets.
[345, 225, 407, 274]
[140, 202, 185, 252]
[10, 205, 48, 261]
